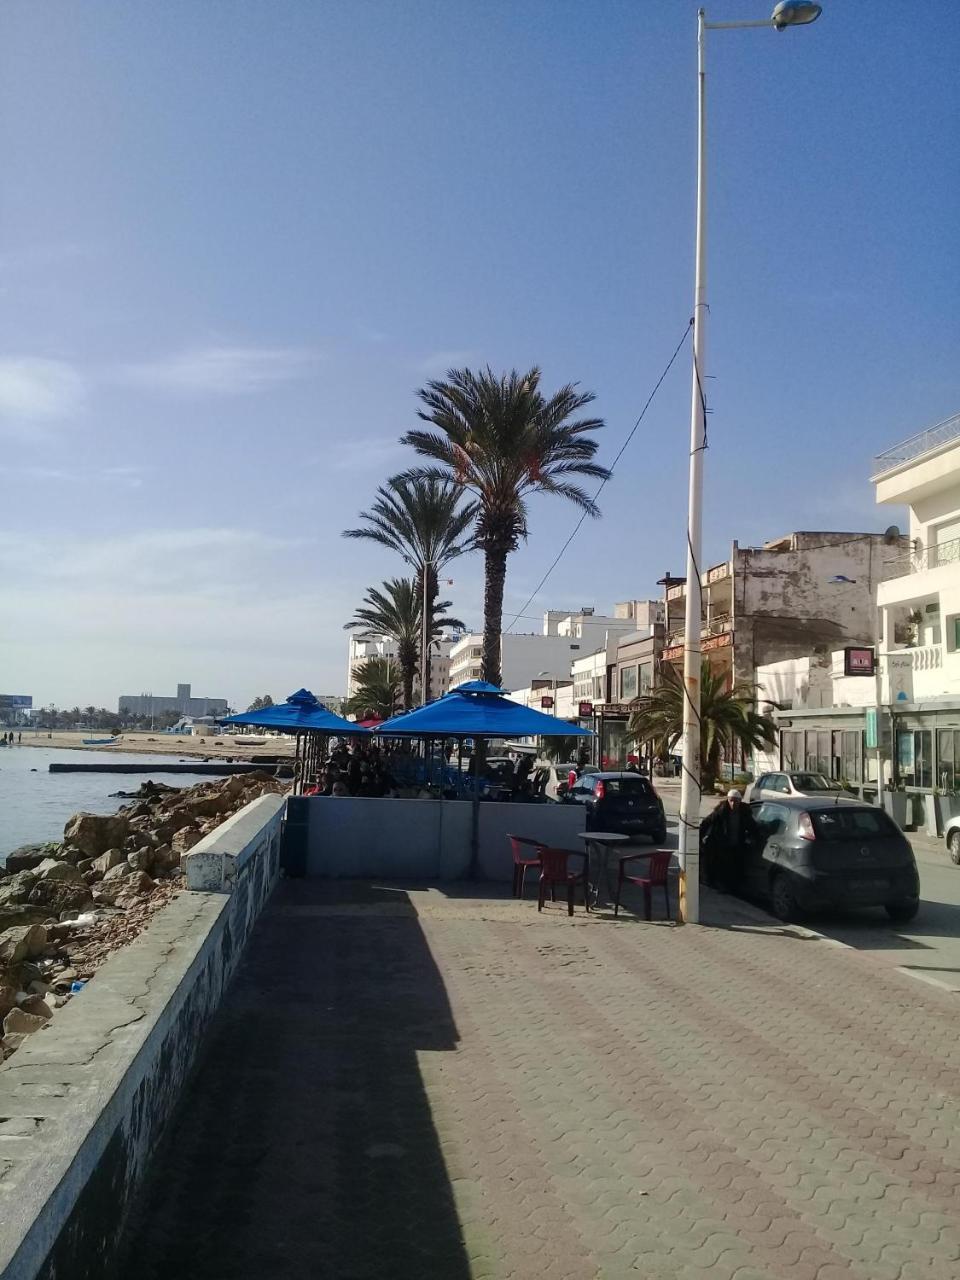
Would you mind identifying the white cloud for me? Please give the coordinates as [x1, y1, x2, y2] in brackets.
[0, 357, 85, 435]
[316, 436, 407, 473]
[118, 344, 322, 396]
[416, 349, 481, 376]
[0, 462, 147, 488]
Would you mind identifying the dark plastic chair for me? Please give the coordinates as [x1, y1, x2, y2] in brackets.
[508, 834, 544, 899]
[615, 850, 672, 920]
[537, 847, 590, 916]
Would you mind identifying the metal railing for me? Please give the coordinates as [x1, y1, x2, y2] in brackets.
[884, 534, 960, 579]
[873, 411, 960, 474]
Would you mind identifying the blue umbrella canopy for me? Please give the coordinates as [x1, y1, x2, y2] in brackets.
[377, 682, 593, 739]
[222, 688, 369, 735]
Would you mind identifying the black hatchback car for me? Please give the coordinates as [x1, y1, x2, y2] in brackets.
[563, 771, 667, 843]
[743, 796, 920, 922]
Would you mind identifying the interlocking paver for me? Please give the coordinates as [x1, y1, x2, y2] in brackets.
[116, 880, 960, 1279]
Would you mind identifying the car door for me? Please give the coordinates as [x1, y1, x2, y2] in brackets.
[747, 802, 789, 895]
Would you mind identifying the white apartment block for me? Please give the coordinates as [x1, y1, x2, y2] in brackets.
[346, 632, 452, 700]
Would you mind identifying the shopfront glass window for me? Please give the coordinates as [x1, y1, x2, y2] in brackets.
[620, 665, 638, 701]
[937, 729, 957, 793]
[639, 663, 653, 695]
[897, 730, 932, 788]
[842, 731, 860, 783]
[601, 721, 629, 769]
[782, 731, 803, 770]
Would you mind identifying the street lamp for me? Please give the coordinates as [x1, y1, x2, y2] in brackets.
[677, 4, 823, 925]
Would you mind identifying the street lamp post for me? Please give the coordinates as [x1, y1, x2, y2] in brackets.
[678, 1, 822, 924]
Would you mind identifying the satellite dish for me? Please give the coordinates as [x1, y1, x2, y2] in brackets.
[883, 525, 901, 543]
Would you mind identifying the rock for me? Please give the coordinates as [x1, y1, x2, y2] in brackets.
[92, 849, 126, 874]
[0, 985, 18, 1018]
[0, 904, 54, 931]
[3, 1007, 47, 1036]
[1, 1032, 27, 1056]
[19, 995, 52, 1020]
[35, 858, 86, 885]
[76, 858, 97, 874]
[27, 879, 93, 915]
[120, 871, 155, 899]
[83, 870, 104, 885]
[62, 812, 130, 857]
[127, 847, 154, 873]
[151, 843, 176, 872]
[0, 870, 39, 906]
[0, 924, 47, 965]
[3, 845, 53, 874]
[102, 862, 134, 882]
[52, 968, 77, 992]
[171, 827, 203, 856]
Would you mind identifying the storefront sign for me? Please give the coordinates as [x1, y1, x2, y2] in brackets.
[578, 700, 593, 716]
[865, 707, 878, 749]
[844, 646, 875, 676]
[885, 652, 913, 703]
[540, 695, 554, 709]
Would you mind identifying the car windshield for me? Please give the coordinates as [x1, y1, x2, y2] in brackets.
[599, 777, 652, 796]
[810, 808, 900, 841]
[791, 773, 840, 792]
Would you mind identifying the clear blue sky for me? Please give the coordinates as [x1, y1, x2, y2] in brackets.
[1, 1, 957, 709]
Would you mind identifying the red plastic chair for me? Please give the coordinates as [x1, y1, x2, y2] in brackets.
[537, 847, 590, 916]
[615, 850, 672, 920]
[508, 835, 545, 899]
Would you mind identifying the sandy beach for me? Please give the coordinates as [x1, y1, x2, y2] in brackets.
[12, 730, 296, 761]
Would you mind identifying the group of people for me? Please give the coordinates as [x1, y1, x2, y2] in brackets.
[302, 741, 404, 798]
[0, 731, 21, 746]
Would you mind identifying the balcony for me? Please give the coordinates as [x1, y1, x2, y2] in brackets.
[873, 411, 960, 475]
[883, 535, 960, 580]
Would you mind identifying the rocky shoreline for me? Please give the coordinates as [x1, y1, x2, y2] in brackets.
[0, 771, 287, 1063]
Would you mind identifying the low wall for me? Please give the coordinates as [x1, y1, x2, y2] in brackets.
[0, 794, 284, 1280]
[302, 796, 587, 881]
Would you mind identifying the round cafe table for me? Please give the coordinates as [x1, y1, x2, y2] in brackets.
[577, 831, 630, 908]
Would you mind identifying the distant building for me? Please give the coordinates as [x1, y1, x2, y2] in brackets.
[346, 632, 453, 701]
[118, 683, 228, 719]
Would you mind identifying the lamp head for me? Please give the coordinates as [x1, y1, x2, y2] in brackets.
[771, 1, 822, 30]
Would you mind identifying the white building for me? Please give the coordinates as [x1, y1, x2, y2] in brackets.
[346, 632, 452, 701]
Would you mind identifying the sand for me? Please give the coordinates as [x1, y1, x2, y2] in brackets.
[13, 729, 296, 760]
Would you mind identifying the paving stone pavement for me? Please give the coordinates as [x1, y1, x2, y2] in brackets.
[116, 879, 960, 1280]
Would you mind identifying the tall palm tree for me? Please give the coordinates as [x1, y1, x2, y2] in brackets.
[345, 657, 402, 721]
[345, 577, 463, 711]
[343, 474, 477, 699]
[401, 366, 610, 687]
[627, 662, 777, 791]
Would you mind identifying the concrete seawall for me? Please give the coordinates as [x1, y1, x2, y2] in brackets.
[0, 794, 285, 1280]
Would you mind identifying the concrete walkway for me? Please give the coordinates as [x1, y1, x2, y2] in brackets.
[117, 879, 960, 1279]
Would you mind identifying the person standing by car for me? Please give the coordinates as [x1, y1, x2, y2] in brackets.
[700, 789, 757, 891]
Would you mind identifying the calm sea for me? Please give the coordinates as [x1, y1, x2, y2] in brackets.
[0, 746, 215, 861]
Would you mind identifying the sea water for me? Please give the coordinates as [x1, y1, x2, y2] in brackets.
[0, 746, 215, 861]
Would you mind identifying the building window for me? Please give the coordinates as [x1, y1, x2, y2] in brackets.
[937, 729, 960, 793]
[782, 730, 803, 770]
[639, 663, 653, 695]
[897, 729, 932, 788]
[619, 665, 638, 701]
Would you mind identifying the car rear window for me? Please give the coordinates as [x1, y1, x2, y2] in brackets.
[599, 777, 652, 796]
[810, 808, 900, 840]
[791, 774, 838, 792]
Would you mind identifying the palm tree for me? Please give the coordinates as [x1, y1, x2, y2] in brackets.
[345, 577, 463, 710]
[401, 366, 610, 687]
[343, 475, 477, 700]
[345, 657, 402, 721]
[627, 662, 777, 792]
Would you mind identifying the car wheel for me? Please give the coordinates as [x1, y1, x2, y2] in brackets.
[885, 900, 919, 922]
[770, 873, 799, 922]
[948, 831, 960, 866]
[651, 826, 667, 845]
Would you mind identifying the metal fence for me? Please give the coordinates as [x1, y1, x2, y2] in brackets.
[873, 412, 960, 474]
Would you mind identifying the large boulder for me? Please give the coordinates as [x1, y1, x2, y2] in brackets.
[94, 870, 154, 906]
[171, 827, 203, 856]
[0, 871, 38, 907]
[0, 904, 54, 932]
[34, 859, 86, 884]
[19, 994, 52, 1021]
[62, 812, 130, 857]
[102, 862, 133, 883]
[27, 880, 93, 916]
[127, 847, 154, 873]
[2, 844, 53, 874]
[3, 1007, 47, 1037]
[0, 924, 47, 966]
[0, 985, 18, 1019]
[92, 849, 126, 875]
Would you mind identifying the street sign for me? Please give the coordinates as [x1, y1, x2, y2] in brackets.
[844, 646, 875, 676]
[540, 695, 554, 709]
[578, 700, 594, 716]
[0, 695, 32, 709]
[865, 707, 878, 749]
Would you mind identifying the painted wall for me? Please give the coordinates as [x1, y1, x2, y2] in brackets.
[0, 795, 284, 1280]
[303, 796, 586, 880]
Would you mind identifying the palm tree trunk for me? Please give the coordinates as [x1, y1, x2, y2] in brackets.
[482, 546, 508, 686]
[399, 649, 415, 711]
[422, 563, 438, 701]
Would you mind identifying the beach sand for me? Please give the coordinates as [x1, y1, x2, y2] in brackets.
[13, 729, 296, 760]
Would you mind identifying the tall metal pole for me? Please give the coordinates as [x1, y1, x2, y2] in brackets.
[678, 7, 708, 925]
[420, 561, 431, 705]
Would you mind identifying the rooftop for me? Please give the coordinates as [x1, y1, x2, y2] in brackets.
[873, 410, 960, 476]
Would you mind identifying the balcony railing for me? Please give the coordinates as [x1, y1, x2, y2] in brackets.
[911, 644, 943, 672]
[884, 535, 960, 579]
[873, 411, 960, 475]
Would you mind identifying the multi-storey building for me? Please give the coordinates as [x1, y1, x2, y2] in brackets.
[117, 683, 228, 718]
[346, 632, 453, 701]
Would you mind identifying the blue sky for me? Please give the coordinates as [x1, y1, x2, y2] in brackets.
[0, 0, 957, 709]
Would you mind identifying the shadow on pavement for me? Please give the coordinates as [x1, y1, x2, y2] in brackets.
[114, 880, 469, 1280]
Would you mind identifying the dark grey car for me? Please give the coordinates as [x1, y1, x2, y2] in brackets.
[563, 772, 667, 843]
[745, 796, 920, 923]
